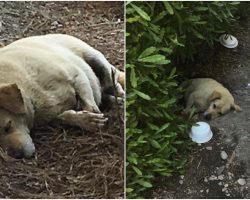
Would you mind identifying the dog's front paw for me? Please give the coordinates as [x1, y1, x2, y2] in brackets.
[84, 104, 101, 114]
[76, 111, 108, 132]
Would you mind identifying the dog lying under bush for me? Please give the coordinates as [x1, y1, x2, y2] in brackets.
[182, 78, 241, 120]
[0, 34, 125, 159]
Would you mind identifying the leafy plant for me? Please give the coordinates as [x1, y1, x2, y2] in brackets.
[126, 1, 241, 198]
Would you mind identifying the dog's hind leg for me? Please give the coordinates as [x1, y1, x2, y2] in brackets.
[55, 110, 108, 132]
[72, 71, 101, 113]
[74, 46, 125, 97]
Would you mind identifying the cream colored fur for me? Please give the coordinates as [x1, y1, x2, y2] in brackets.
[182, 78, 241, 119]
[0, 34, 124, 158]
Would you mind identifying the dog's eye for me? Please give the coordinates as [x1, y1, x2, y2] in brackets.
[213, 104, 217, 109]
[4, 120, 12, 133]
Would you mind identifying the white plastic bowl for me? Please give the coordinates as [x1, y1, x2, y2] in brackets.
[190, 122, 213, 143]
[219, 34, 238, 48]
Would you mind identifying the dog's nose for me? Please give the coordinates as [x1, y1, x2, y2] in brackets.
[8, 143, 35, 159]
[8, 148, 24, 159]
[205, 114, 212, 120]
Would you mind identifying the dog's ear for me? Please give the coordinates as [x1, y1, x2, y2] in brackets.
[208, 91, 221, 102]
[0, 83, 25, 114]
[231, 103, 242, 112]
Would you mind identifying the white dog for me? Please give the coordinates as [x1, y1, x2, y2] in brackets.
[0, 34, 125, 158]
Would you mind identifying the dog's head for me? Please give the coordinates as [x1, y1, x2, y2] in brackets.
[0, 83, 35, 159]
[204, 90, 242, 120]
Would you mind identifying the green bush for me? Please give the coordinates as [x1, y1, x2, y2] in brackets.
[126, 1, 240, 198]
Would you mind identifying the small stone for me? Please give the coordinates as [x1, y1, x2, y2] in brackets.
[206, 146, 213, 150]
[237, 178, 246, 186]
[222, 187, 227, 192]
[220, 151, 228, 160]
[206, 189, 209, 193]
[226, 193, 230, 197]
[180, 175, 184, 179]
[200, 189, 204, 193]
[218, 182, 223, 186]
[218, 175, 224, 180]
[179, 180, 184, 185]
[204, 177, 208, 182]
[224, 184, 229, 188]
[209, 175, 217, 181]
[51, 21, 59, 26]
[216, 166, 225, 175]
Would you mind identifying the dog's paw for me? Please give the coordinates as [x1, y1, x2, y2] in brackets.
[84, 104, 101, 114]
[116, 83, 125, 98]
[76, 111, 108, 132]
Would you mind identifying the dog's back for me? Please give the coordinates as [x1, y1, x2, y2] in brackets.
[182, 78, 225, 99]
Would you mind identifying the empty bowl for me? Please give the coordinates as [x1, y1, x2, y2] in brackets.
[190, 122, 213, 143]
[219, 34, 238, 48]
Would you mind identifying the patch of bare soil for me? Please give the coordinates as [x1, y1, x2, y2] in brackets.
[150, 14, 250, 199]
[0, 2, 124, 199]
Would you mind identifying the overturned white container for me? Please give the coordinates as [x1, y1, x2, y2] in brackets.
[219, 34, 238, 48]
[190, 122, 213, 143]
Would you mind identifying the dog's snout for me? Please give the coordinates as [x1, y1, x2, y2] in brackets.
[205, 114, 212, 120]
[23, 143, 36, 158]
[8, 143, 35, 159]
[8, 148, 24, 159]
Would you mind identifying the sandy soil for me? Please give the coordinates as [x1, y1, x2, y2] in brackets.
[0, 2, 124, 198]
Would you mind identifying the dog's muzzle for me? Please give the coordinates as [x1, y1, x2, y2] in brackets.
[8, 142, 35, 159]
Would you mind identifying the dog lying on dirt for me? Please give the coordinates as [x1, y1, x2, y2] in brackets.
[0, 34, 125, 159]
[182, 78, 242, 120]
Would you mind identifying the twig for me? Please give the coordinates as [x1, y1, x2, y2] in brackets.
[197, 157, 202, 169]
[22, 19, 35, 34]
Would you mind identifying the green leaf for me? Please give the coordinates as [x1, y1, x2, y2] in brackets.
[139, 47, 157, 58]
[192, 29, 205, 40]
[195, 6, 208, 11]
[163, 2, 174, 15]
[158, 47, 173, 54]
[138, 54, 166, 63]
[173, 140, 184, 144]
[132, 166, 143, 176]
[127, 156, 138, 165]
[148, 123, 159, 131]
[130, 68, 137, 88]
[126, 188, 134, 193]
[156, 123, 170, 134]
[150, 139, 161, 149]
[137, 180, 153, 188]
[126, 64, 135, 69]
[169, 67, 176, 78]
[187, 15, 201, 22]
[130, 3, 151, 21]
[127, 15, 141, 23]
[133, 89, 151, 100]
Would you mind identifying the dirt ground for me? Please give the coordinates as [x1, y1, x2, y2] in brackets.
[151, 13, 250, 199]
[0, 2, 124, 198]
